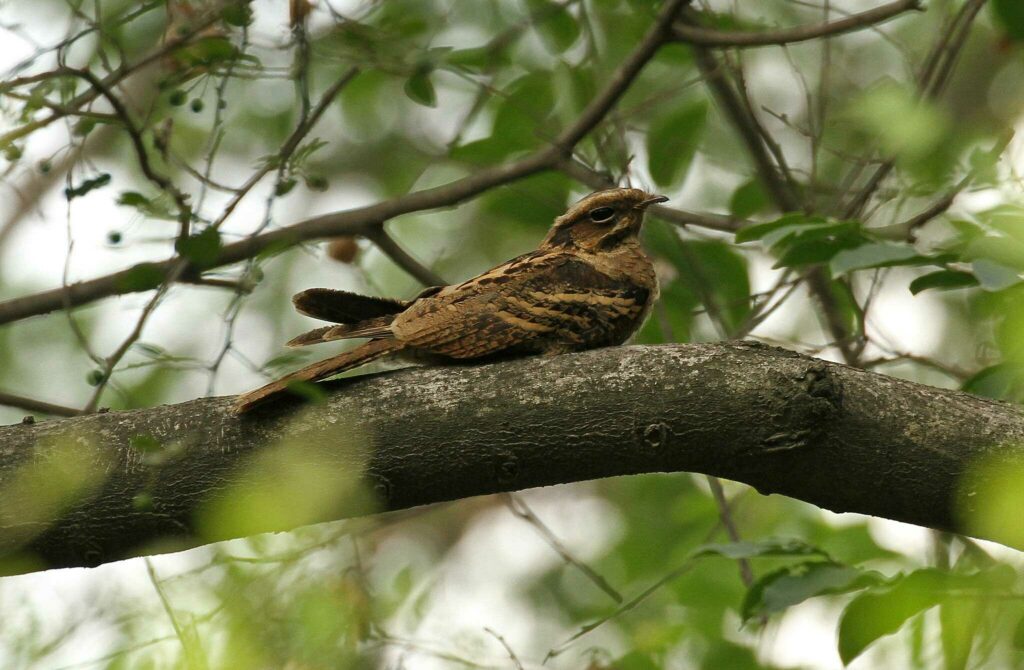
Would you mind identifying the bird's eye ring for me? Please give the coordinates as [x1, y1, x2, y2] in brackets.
[589, 207, 615, 223]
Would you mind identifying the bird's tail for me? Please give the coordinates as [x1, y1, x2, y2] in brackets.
[233, 338, 402, 414]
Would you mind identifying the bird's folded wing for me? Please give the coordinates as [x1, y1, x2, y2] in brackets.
[391, 252, 644, 358]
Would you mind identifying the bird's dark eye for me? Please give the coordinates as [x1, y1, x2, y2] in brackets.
[589, 207, 615, 223]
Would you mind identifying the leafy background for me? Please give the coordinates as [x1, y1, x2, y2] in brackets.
[1, 0, 1024, 668]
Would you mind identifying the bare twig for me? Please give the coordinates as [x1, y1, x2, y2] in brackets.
[545, 560, 699, 661]
[80, 264, 184, 413]
[890, 130, 1015, 240]
[705, 476, 754, 586]
[0, 4, 225, 148]
[56, 67, 192, 239]
[691, 47, 800, 211]
[363, 227, 446, 287]
[145, 559, 209, 670]
[505, 494, 622, 603]
[483, 628, 526, 670]
[0, 390, 80, 418]
[208, 66, 361, 233]
[841, 0, 987, 219]
[672, 0, 921, 47]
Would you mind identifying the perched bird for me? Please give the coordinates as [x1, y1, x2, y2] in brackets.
[233, 188, 667, 413]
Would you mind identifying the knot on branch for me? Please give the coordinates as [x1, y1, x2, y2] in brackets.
[758, 362, 843, 457]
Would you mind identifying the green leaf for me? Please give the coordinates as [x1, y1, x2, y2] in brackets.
[692, 538, 828, 561]
[962, 363, 1024, 403]
[742, 562, 882, 621]
[491, 71, 555, 149]
[829, 242, 921, 276]
[940, 597, 983, 670]
[993, 0, 1024, 40]
[221, 1, 253, 27]
[179, 36, 238, 67]
[445, 47, 505, 71]
[634, 278, 698, 343]
[646, 100, 707, 187]
[64, 173, 111, 200]
[133, 342, 166, 358]
[646, 223, 751, 332]
[117, 191, 149, 207]
[116, 263, 165, 292]
[262, 351, 309, 372]
[909, 269, 979, 295]
[117, 191, 176, 220]
[837, 567, 1012, 665]
[734, 213, 814, 244]
[846, 83, 950, 164]
[275, 178, 297, 196]
[403, 67, 437, 107]
[612, 652, 660, 670]
[729, 179, 769, 219]
[838, 569, 947, 665]
[304, 174, 328, 192]
[971, 259, 1020, 291]
[1013, 612, 1024, 650]
[528, 0, 580, 53]
[175, 227, 222, 269]
[964, 231, 1024, 271]
[772, 222, 866, 269]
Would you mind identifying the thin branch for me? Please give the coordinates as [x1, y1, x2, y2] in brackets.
[690, 29, 864, 364]
[145, 559, 209, 670]
[705, 476, 754, 586]
[56, 67, 192, 239]
[545, 560, 698, 661]
[0, 4, 225, 148]
[553, 0, 688, 151]
[207, 66, 361, 233]
[841, 0, 987, 219]
[672, 0, 922, 47]
[691, 47, 800, 211]
[889, 131, 1015, 240]
[179, 276, 255, 293]
[363, 227, 445, 287]
[0, 0, 689, 327]
[483, 628, 526, 670]
[505, 494, 623, 603]
[0, 391, 80, 418]
[80, 264, 184, 413]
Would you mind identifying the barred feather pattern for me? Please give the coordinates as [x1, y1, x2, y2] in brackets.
[233, 188, 664, 414]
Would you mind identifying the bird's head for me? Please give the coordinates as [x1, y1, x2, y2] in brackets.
[541, 188, 668, 251]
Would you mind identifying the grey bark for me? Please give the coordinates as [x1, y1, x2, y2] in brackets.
[1, 342, 1022, 575]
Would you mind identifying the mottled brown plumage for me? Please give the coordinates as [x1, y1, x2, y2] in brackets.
[233, 188, 666, 413]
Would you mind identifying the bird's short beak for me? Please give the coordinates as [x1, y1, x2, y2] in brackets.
[637, 195, 669, 209]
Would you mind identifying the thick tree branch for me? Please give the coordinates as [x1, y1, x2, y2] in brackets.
[2, 343, 1022, 575]
[672, 0, 922, 48]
